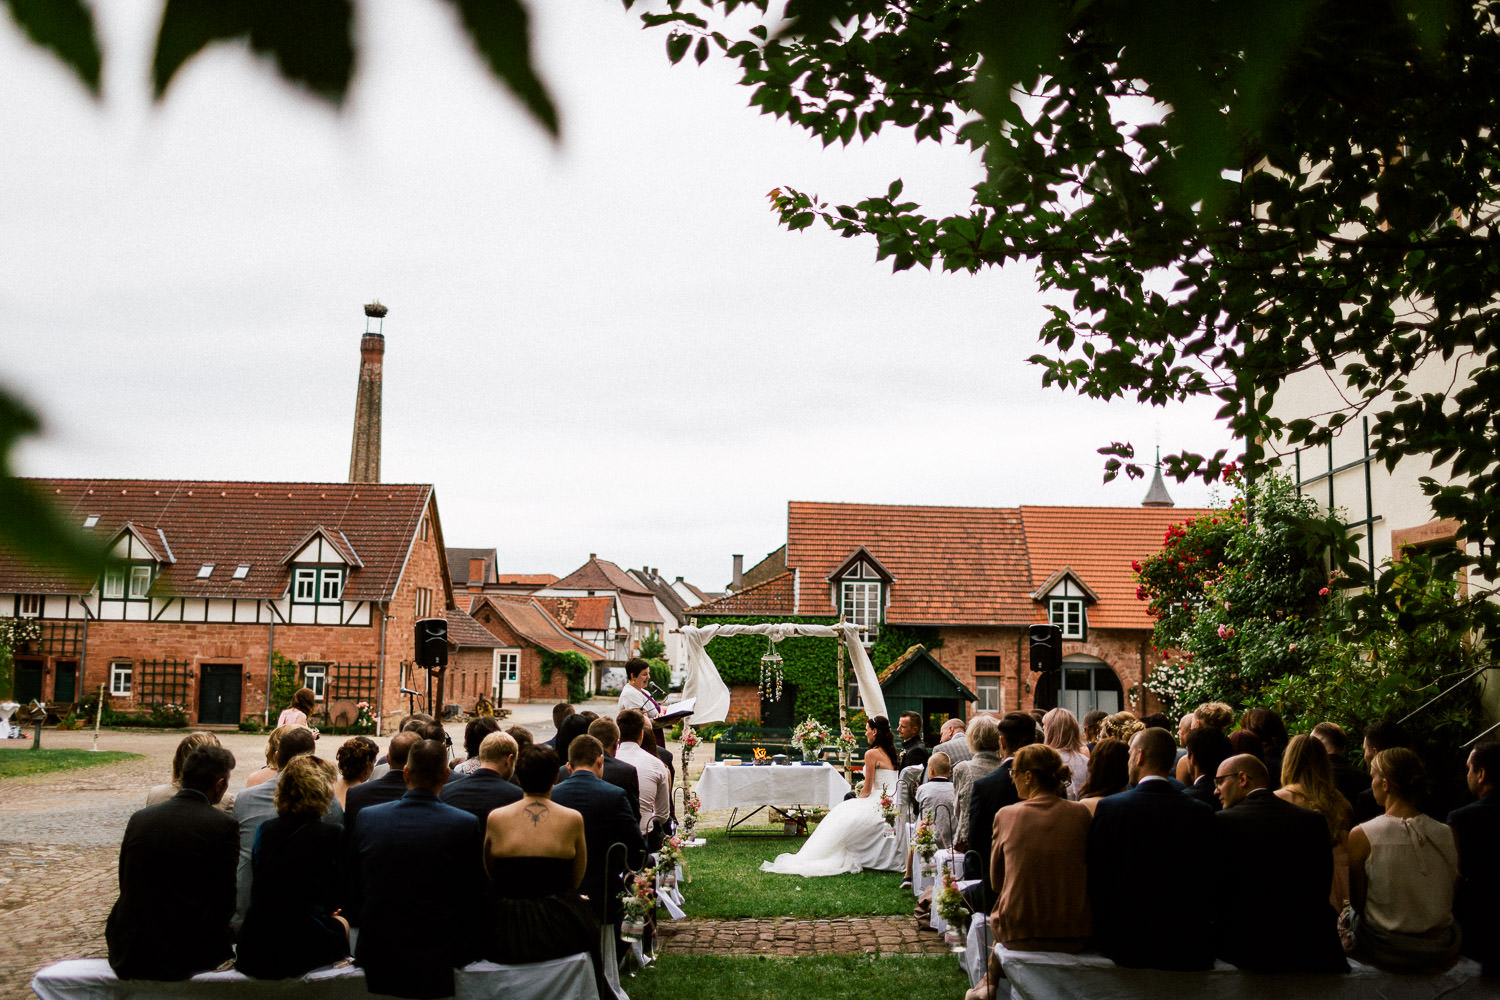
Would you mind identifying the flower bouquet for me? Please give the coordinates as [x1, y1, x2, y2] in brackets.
[619, 870, 657, 942]
[680, 724, 701, 769]
[682, 791, 701, 842]
[912, 812, 938, 877]
[879, 786, 896, 827]
[832, 726, 859, 758]
[936, 872, 970, 953]
[791, 717, 831, 762]
[657, 835, 684, 890]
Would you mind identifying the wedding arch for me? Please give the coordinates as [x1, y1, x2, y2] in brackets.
[674, 622, 887, 731]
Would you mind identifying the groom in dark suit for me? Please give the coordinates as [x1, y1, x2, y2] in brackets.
[107, 745, 238, 980]
[552, 734, 647, 922]
[1088, 727, 1216, 970]
[348, 739, 483, 999]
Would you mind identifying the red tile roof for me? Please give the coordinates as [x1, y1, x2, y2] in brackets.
[618, 592, 663, 625]
[444, 606, 505, 648]
[533, 595, 615, 631]
[494, 573, 558, 587]
[550, 556, 651, 595]
[788, 501, 1035, 625]
[0, 478, 433, 602]
[685, 570, 796, 616]
[1018, 506, 1217, 630]
[475, 597, 608, 659]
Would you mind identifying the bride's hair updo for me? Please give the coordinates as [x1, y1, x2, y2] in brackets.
[867, 715, 898, 763]
[1012, 744, 1071, 797]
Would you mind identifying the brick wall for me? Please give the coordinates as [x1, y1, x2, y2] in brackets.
[467, 602, 568, 703]
[444, 647, 493, 714]
[726, 684, 761, 723]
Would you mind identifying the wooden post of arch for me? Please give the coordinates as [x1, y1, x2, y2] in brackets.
[837, 637, 849, 778]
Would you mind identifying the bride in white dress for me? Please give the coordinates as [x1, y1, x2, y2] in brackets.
[761, 715, 904, 876]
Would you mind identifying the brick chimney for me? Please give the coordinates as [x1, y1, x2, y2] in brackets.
[731, 554, 744, 591]
[467, 557, 486, 591]
[348, 301, 387, 483]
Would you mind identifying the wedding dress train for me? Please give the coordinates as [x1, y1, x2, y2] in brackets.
[759, 768, 903, 876]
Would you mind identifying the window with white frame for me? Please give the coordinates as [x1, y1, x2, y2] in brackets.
[975, 674, 1002, 712]
[102, 567, 125, 599]
[294, 568, 317, 602]
[18, 594, 41, 617]
[129, 565, 152, 599]
[1050, 598, 1086, 640]
[493, 650, 520, 697]
[302, 664, 328, 700]
[292, 567, 344, 605]
[110, 660, 132, 696]
[103, 565, 152, 600]
[319, 569, 343, 603]
[840, 580, 882, 640]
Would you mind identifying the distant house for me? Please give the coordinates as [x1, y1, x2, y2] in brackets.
[535, 555, 664, 662]
[0, 478, 452, 733]
[441, 606, 505, 714]
[687, 497, 1215, 725]
[469, 596, 608, 703]
[446, 546, 558, 596]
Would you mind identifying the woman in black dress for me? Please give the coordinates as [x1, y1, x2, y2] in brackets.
[235, 755, 349, 979]
[484, 745, 610, 997]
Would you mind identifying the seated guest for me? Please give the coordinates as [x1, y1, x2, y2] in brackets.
[485, 745, 612, 1000]
[616, 709, 670, 848]
[1088, 728, 1216, 970]
[916, 751, 957, 842]
[544, 701, 576, 750]
[348, 740, 482, 998]
[1228, 727, 1265, 763]
[507, 725, 534, 752]
[236, 756, 350, 979]
[244, 725, 295, 788]
[107, 746, 237, 980]
[898, 710, 930, 769]
[1183, 726, 1233, 811]
[1081, 710, 1107, 753]
[146, 731, 235, 814]
[1193, 701, 1235, 733]
[1448, 741, 1500, 977]
[551, 734, 647, 922]
[333, 735, 378, 809]
[234, 728, 341, 931]
[1239, 708, 1289, 789]
[1345, 747, 1460, 972]
[1097, 711, 1144, 744]
[991, 744, 1092, 952]
[964, 712, 1035, 911]
[343, 731, 420, 835]
[588, 716, 642, 825]
[1078, 738, 1128, 816]
[952, 714, 1004, 850]
[1213, 753, 1346, 972]
[1042, 708, 1089, 801]
[553, 712, 594, 778]
[1313, 721, 1369, 810]
[370, 715, 444, 778]
[929, 717, 971, 775]
[1353, 720, 1407, 824]
[440, 730, 522, 825]
[452, 716, 501, 777]
[1277, 734, 1353, 906]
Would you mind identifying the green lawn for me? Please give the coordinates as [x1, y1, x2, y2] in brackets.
[0, 749, 140, 778]
[634, 954, 969, 999]
[678, 827, 910, 919]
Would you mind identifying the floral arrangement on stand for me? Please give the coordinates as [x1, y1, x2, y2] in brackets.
[351, 701, 375, 734]
[936, 872, 969, 953]
[657, 835, 685, 890]
[792, 717, 831, 762]
[681, 792, 701, 842]
[619, 869, 657, 943]
[833, 726, 858, 758]
[879, 786, 896, 827]
[912, 812, 938, 878]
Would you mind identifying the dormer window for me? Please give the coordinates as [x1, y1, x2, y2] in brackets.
[1050, 598, 1086, 640]
[103, 564, 153, 601]
[293, 567, 344, 605]
[831, 550, 892, 644]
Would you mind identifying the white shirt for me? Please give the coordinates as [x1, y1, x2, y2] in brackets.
[617, 683, 660, 720]
[616, 739, 670, 835]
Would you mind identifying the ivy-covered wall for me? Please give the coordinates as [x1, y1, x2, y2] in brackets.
[696, 616, 943, 728]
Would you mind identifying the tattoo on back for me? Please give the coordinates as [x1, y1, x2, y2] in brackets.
[524, 802, 548, 826]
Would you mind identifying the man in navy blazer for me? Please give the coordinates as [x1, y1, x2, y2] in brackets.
[108, 746, 239, 980]
[1088, 727, 1217, 970]
[348, 740, 483, 999]
[552, 734, 647, 922]
[1449, 741, 1500, 976]
[1213, 754, 1347, 972]
[344, 731, 419, 835]
[440, 730, 521, 825]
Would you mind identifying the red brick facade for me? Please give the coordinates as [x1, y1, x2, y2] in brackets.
[468, 603, 570, 703]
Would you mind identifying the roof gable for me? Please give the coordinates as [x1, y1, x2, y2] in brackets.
[281, 525, 364, 568]
[550, 556, 651, 595]
[827, 546, 894, 584]
[108, 522, 173, 564]
[877, 644, 977, 702]
[1031, 566, 1100, 603]
[685, 569, 796, 617]
[473, 597, 608, 659]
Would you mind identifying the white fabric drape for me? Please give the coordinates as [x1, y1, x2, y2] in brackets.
[679, 622, 886, 724]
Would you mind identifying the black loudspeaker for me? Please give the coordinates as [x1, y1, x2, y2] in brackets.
[1029, 623, 1063, 673]
[415, 617, 449, 667]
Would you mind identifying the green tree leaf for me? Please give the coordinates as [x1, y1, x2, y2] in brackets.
[448, 0, 559, 137]
[4, 0, 101, 95]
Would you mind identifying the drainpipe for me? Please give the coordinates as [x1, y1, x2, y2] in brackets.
[376, 601, 389, 737]
[265, 619, 275, 726]
[79, 610, 90, 700]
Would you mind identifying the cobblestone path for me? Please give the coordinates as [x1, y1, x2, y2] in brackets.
[657, 916, 951, 956]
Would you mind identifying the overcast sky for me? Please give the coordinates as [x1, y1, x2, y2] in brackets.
[3, 1, 1233, 591]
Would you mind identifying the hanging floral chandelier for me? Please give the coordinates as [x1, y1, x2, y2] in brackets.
[759, 635, 784, 701]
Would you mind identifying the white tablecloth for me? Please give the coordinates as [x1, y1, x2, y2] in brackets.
[996, 946, 1487, 1000]
[31, 955, 599, 1000]
[695, 763, 851, 811]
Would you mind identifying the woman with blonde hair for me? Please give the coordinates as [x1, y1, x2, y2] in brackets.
[1097, 711, 1144, 744]
[1344, 748, 1460, 972]
[245, 725, 297, 788]
[146, 731, 235, 813]
[1277, 734, 1353, 906]
[1042, 707, 1089, 800]
[236, 755, 349, 979]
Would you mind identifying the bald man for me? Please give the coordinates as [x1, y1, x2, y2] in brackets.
[1212, 754, 1346, 973]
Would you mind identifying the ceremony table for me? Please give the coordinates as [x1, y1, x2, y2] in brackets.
[695, 762, 851, 834]
[995, 945, 1487, 1000]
